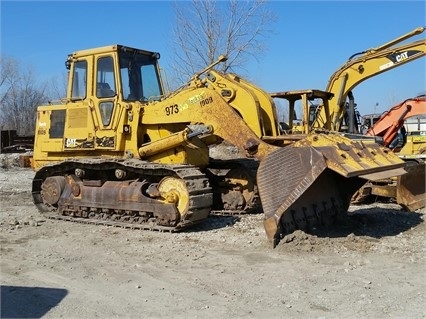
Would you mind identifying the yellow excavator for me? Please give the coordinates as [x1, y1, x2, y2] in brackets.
[270, 27, 425, 212]
[310, 26, 425, 133]
[31, 45, 406, 247]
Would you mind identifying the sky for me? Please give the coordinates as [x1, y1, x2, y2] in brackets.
[1, 0, 425, 117]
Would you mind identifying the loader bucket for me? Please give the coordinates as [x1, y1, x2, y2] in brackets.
[397, 160, 426, 211]
[257, 134, 407, 247]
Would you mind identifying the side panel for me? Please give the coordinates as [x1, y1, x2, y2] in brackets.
[63, 106, 95, 150]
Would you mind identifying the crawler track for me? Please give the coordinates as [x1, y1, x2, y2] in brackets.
[207, 158, 261, 215]
[32, 158, 213, 232]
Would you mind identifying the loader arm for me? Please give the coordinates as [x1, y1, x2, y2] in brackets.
[141, 86, 403, 175]
[311, 27, 425, 132]
[203, 70, 282, 138]
[140, 87, 277, 161]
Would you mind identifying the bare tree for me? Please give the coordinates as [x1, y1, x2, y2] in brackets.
[0, 56, 18, 106]
[46, 71, 68, 101]
[169, 0, 276, 86]
[0, 56, 49, 135]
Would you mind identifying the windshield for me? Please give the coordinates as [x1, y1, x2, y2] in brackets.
[119, 50, 163, 102]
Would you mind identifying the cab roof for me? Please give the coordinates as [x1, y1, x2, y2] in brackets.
[68, 44, 160, 59]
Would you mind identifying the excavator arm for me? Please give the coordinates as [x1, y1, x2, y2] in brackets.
[311, 27, 425, 132]
[365, 96, 426, 147]
[352, 96, 426, 211]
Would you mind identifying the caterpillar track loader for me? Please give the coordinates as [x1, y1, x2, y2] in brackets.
[31, 45, 406, 247]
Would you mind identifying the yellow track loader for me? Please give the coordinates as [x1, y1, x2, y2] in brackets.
[31, 45, 406, 247]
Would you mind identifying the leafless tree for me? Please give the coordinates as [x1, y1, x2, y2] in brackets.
[0, 56, 49, 135]
[169, 0, 276, 87]
[46, 71, 68, 101]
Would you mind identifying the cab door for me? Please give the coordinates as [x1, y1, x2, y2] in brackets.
[62, 56, 97, 152]
[93, 55, 119, 150]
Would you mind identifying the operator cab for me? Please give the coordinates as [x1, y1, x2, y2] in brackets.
[270, 89, 334, 134]
[66, 45, 164, 103]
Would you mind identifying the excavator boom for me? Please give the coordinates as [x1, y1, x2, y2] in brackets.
[311, 27, 425, 132]
[365, 96, 426, 147]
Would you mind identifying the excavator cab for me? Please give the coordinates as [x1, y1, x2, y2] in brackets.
[270, 90, 334, 134]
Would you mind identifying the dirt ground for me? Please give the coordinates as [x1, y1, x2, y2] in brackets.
[0, 162, 425, 319]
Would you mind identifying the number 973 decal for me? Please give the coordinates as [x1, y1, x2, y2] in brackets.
[165, 104, 179, 116]
[164, 96, 215, 116]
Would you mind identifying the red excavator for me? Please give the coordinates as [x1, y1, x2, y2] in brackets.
[353, 96, 426, 211]
[365, 96, 426, 149]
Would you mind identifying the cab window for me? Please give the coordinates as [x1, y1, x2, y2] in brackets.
[99, 102, 114, 126]
[71, 60, 87, 100]
[119, 51, 163, 102]
[96, 57, 116, 98]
